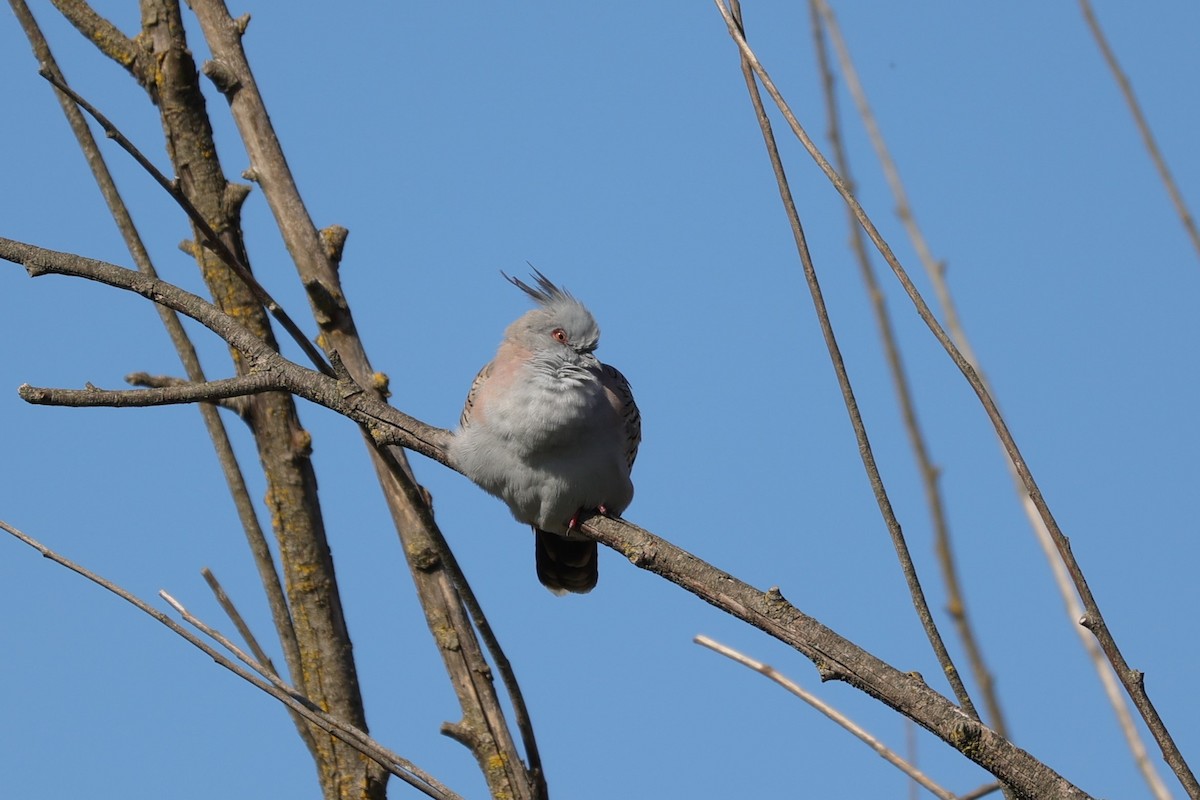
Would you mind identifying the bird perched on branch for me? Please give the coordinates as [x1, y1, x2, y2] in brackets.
[449, 270, 641, 594]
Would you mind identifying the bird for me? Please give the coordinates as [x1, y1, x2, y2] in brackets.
[449, 270, 641, 594]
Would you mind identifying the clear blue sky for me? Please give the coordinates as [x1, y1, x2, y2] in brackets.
[2, 3, 1198, 798]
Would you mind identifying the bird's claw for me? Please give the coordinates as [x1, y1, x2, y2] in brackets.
[567, 505, 610, 531]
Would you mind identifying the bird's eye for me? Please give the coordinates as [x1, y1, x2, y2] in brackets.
[552, 328, 569, 343]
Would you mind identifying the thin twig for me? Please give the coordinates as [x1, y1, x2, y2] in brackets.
[36, 69, 334, 379]
[201, 568, 279, 676]
[721, 0, 979, 721]
[695, 635, 957, 800]
[807, 0, 1008, 741]
[159, 589, 458, 799]
[200, 567, 316, 754]
[0, 520, 460, 800]
[711, 6, 1198, 796]
[1078, 0, 1200, 263]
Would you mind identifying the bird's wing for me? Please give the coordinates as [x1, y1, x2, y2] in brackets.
[458, 360, 494, 430]
[600, 363, 641, 469]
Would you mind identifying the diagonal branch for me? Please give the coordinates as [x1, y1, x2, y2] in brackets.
[1078, 0, 1200, 263]
[47, 0, 141, 72]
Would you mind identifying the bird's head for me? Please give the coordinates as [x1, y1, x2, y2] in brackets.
[504, 269, 601, 368]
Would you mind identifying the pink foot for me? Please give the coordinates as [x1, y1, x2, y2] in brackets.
[567, 505, 610, 530]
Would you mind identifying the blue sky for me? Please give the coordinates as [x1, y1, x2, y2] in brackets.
[2, 3, 1198, 798]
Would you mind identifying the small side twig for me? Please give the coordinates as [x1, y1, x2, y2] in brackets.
[126, 372, 252, 418]
[695, 635, 958, 800]
[20, 373, 281, 408]
[201, 567, 279, 677]
[201, 567, 318, 757]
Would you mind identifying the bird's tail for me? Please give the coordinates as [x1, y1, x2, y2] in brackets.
[535, 529, 598, 594]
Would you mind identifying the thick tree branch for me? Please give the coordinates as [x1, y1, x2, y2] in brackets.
[581, 515, 1088, 800]
[1, 236, 1094, 799]
[116, 17, 380, 788]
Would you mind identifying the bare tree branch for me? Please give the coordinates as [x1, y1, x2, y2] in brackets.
[201, 566, 319, 756]
[126, 372, 253, 418]
[0, 235, 1096, 798]
[20, 373, 281, 407]
[202, 566, 281, 676]
[711, 5, 1198, 796]
[15, 3, 384, 783]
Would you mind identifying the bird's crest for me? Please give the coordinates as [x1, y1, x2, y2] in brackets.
[502, 267, 576, 307]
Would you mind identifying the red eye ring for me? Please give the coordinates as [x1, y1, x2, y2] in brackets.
[552, 328, 568, 343]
